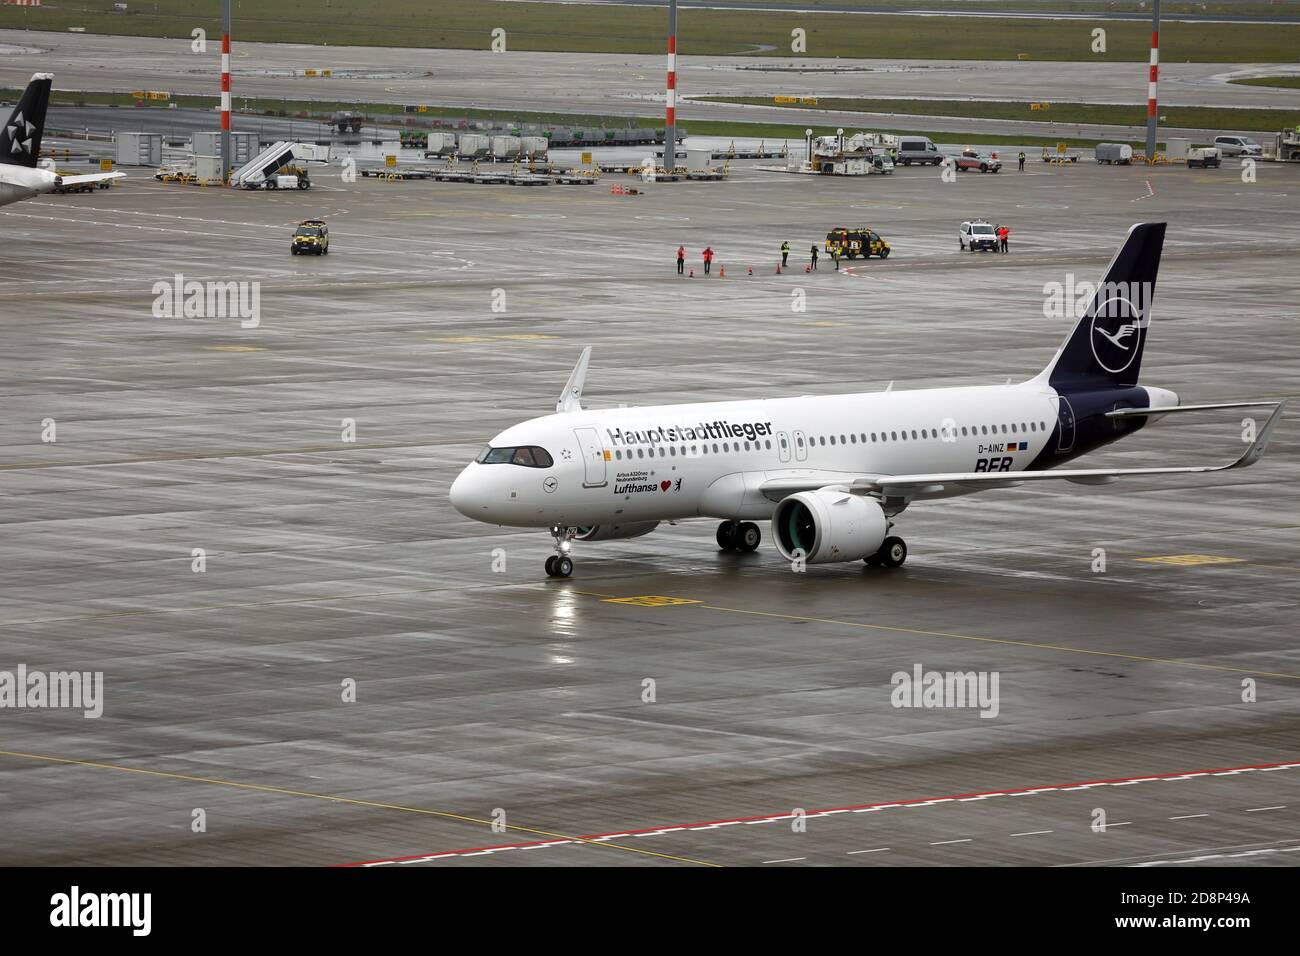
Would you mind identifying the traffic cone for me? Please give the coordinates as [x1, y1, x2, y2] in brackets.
[747, 266, 753, 276]
[776, 265, 781, 275]
[805, 265, 811, 273]
[719, 266, 725, 277]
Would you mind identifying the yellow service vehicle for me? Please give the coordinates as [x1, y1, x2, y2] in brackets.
[291, 219, 330, 255]
[825, 227, 891, 260]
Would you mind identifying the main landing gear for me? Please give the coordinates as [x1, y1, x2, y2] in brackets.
[716, 520, 762, 553]
[545, 525, 575, 578]
[863, 535, 908, 569]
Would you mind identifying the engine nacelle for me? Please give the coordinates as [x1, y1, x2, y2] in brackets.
[574, 521, 660, 542]
[772, 489, 887, 564]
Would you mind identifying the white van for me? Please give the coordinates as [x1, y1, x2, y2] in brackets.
[1213, 135, 1261, 157]
[896, 137, 942, 166]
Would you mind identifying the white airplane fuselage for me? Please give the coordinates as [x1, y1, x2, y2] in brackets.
[0, 164, 56, 207]
[448, 380, 1175, 529]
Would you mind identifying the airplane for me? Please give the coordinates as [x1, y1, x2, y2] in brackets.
[449, 223, 1285, 578]
[0, 73, 124, 208]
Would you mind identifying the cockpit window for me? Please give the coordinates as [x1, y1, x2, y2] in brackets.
[475, 445, 553, 468]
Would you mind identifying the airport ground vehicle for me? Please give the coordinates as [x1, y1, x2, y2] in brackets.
[1213, 135, 1261, 157]
[1187, 147, 1222, 169]
[958, 220, 998, 251]
[1264, 127, 1300, 162]
[868, 153, 895, 174]
[825, 227, 891, 259]
[329, 110, 363, 134]
[895, 137, 942, 165]
[1095, 143, 1133, 165]
[291, 219, 329, 255]
[952, 149, 1002, 173]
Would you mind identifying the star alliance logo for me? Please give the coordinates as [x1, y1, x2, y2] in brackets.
[5, 110, 34, 155]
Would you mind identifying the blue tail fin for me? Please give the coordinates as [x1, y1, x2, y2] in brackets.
[1038, 222, 1165, 389]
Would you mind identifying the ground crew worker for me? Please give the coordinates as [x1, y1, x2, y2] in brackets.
[702, 246, 714, 274]
[1018, 151, 1026, 172]
[832, 246, 841, 270]
[781, 241, 790, 267]
[676, 245, 685, 275]
[810, 244, 818, 270]
[997, 224, 1010, 252]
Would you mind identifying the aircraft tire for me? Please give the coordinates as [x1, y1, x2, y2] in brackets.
[879, 536, 908, 568]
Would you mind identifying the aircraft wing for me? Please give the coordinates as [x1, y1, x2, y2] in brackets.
[759, 400, 1285, 503]
[57, 171, 125, 186]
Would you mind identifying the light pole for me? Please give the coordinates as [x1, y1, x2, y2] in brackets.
[221, 0, 232, 181]
[1145, 0, 1161, 161]
[664, 0, 677, 171]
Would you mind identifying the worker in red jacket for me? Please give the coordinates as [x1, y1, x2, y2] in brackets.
[997, 224, 1010, 253]
[702, 246, 714, 274]
[676, 245, 685, 275]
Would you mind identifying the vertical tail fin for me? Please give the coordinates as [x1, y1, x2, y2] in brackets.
[1037, 222, 1165, 389]
[0, 73, 52, 169]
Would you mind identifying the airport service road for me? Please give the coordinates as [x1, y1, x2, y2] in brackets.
[1, 28, 1297, 129]
[0, 159, 1296, 866]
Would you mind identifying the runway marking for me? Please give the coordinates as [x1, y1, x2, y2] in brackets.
[1011, 830, 1054, 837]
[762, 857, 806, 864]
[0, 750, 719, 868]
[930, 838, 973, 845]
[1136, 554, 1247, 566]
[847, 847, 891, 855]
[602, 595, 702, 607]
[683, 601, 1300, 681]
[1169, 814, 1209, 820]
[340, 759, 1300, 866]
[1244, 805, 1285, 812]
[1129, 841, 1300, 867]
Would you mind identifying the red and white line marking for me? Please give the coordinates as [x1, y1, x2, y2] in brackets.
[339, 759, 1300, 867]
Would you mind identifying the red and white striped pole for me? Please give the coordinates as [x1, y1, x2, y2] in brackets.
[1144, 0, 1160, 161]
[664, 0, 677, 173]
[221, 0, 232, 181]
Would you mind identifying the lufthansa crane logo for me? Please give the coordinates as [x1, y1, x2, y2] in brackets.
[1089, 294, 1145, 374]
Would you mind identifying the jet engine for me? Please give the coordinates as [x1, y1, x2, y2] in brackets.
[772, 489, 888, 564]
[574, 521, 660, 541]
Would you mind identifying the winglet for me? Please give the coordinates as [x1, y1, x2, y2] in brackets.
[556, 346, 592, 413]
[1228, 400, 1286, 469]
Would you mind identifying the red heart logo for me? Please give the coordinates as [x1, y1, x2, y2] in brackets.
[660, 480, 671, 492]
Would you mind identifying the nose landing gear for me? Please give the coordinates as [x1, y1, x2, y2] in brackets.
[716, 520, 762, 552]
[545, 525, 576, 578]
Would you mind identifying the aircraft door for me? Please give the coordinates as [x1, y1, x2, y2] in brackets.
[1056, 396, 1076, 453]
[793, 429, 808, 461]
[573, 427, 607, 487]
[777, 431, 792, 463]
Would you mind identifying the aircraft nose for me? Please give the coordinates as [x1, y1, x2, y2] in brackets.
[449, 466, 479, 518]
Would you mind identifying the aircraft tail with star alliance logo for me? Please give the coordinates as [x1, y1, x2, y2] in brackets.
[0, 73, 52, 169]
